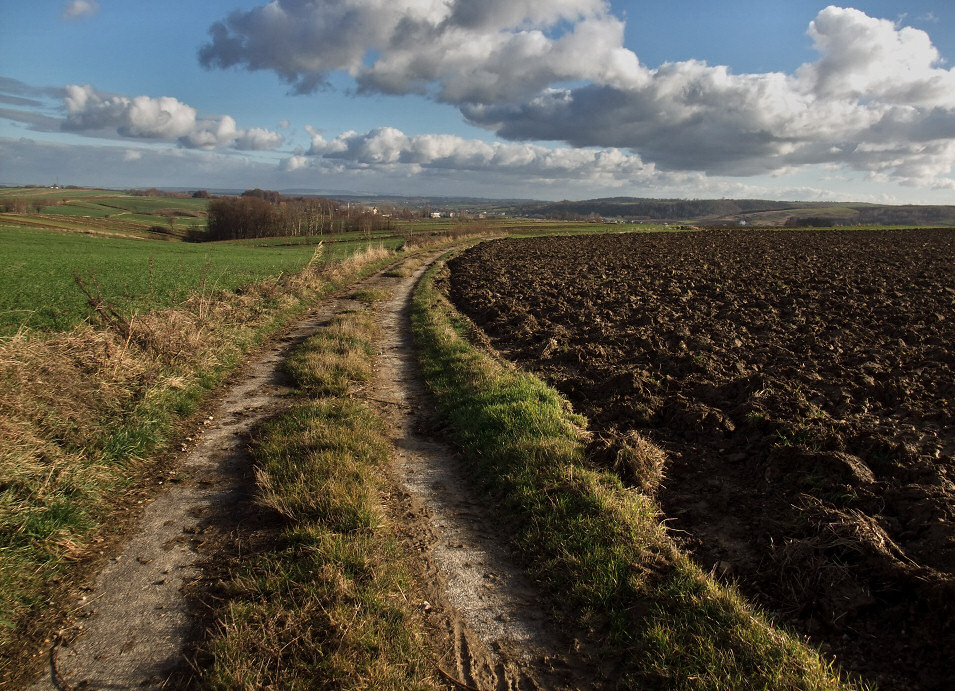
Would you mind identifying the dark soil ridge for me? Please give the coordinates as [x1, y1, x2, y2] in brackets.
[447, 229, 955, 691]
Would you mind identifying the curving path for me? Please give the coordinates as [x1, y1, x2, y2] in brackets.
[29, 249, 583, 690]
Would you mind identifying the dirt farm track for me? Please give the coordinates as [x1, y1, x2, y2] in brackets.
[448, 229, 954, 690]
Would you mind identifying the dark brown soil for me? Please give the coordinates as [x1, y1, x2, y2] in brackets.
[447, 229, 955, 691]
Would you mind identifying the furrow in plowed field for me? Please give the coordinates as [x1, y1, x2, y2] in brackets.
[447, 229, 955, 691]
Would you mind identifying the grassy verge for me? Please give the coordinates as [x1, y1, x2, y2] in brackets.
[196, 300, 436, 689]
[284, 310, 379, 397]
[0, 244, 400, 683]
[410, 257, 861, 690]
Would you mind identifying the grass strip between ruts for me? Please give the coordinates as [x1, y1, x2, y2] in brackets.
[410, 256, 864, 690]
[196, 297, 437, 689]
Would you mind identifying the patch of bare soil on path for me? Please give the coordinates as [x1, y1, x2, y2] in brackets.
[371, 261, 589, 690]
[27, 299, 349, 690]
[29, 249, 583, 690]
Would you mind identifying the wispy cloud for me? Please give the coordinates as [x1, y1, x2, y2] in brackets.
[0, 137, 275, 190]
[0, 78, 67, 131]
[199, 2, 955, 189]
[61, 0, 100, 21]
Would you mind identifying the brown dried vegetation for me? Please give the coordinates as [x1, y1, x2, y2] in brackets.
[0, 244, 394, 679]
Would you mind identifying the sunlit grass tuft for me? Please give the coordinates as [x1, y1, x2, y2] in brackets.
[283, 311, 378, 397]
[351, 288, 392, 304]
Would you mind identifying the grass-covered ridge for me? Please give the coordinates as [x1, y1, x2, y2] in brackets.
[0, 188, 209, 242]
[410, 256, 862, 690]
[196, 298, 436, 689]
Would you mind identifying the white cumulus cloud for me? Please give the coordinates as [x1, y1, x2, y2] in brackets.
[460, 6, 955, 187]
[61, 84, 285, 151]
[800, 6, 954, 105]
[235, 127, 287, 151]
[199, 0, 637, 100]
[303, 126, 691, 189]
[280, 155, 310, 172]
[62, 0, 99, 21]
[201, 2, 955, 189]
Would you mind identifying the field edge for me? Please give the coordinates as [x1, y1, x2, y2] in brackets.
[410, 251, 865, 690]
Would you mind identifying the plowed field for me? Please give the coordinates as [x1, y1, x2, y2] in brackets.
[448, 229, 955, 690]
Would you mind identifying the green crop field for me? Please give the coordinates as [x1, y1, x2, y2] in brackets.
[0, 188, 422, 336]
[0, 226, 399, 337]
[0, 188, 209, 237]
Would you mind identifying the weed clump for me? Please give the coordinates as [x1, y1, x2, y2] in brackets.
[590, 430, 668, 495]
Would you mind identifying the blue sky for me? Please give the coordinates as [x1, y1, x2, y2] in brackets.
[1, 1, 954, 202]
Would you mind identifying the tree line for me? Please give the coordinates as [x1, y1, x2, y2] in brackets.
[194, 189, 395, 241]
[0, 198, 46, 214]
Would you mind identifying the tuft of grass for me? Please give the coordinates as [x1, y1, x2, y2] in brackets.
[410, 258, 862, 690]
[283, 311, 378, 397]
[351, 288, 392, 304]
[197, 307, 435, 689]
[254, 400, 387, 531]
[591, 430, 668, 496]
[202, 527, 431, 690]
[383, 266, 412, 278]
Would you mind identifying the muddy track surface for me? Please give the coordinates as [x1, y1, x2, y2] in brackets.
[29, 250, 579, 690]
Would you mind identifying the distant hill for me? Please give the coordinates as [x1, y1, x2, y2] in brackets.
[318, 193, 955, 226]
[9, 186, 952, 227]
[504, 197, 955, 226]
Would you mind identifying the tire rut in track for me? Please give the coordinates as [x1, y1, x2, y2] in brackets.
[372, 259, 587, 690]
[28, 282, 355, 690]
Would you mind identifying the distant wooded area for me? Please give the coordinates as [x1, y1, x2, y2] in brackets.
[198, 189, 397, 241]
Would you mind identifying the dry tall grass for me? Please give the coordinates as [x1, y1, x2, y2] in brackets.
[588, 429, 668, 495]
[0, 244, 395, 679]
